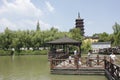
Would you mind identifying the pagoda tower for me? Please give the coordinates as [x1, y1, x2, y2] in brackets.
[75, 12, 84, 36]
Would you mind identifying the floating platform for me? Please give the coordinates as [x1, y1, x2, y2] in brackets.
[50, 57, 105, 75]
[51, 68, 105, 75]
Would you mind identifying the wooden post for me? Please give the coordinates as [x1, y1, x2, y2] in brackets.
[104, 56, 107, 69]
[74, 55, 79, 69]
[110, 63, 114, 77]
[89, 59, 92, 67]
[78, 44, 81, 58]
[97, 54, 99, 65]
[50, 58, 54, 69]
[76, 57, 79, 69]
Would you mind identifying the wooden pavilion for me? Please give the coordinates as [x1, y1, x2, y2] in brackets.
[46, 37, 120, 79]
[47, 36, 82, 59]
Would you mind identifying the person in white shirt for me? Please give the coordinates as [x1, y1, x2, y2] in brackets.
[74, 50, 77, 56]
[109, 52, 117, 63]
[86, 50, 92, 66]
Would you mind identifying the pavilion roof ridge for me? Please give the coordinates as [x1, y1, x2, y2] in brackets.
[47, 36, 81, 45]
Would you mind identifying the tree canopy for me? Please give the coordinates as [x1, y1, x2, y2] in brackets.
[0, 22, 120, 53]
[92, 22, 120, 47]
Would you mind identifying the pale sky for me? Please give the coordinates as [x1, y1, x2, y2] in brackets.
[0, 0, 120, 36]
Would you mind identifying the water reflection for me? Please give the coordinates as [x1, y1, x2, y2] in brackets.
[11, 55, 15, 62]
[0, 55, 107, 80]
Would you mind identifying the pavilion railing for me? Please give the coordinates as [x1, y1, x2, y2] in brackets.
[48, 52, 69, 59]
[55, 53, 69, 59]
[105, 60, 120, 80]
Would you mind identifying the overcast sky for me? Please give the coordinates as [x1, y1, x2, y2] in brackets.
[0, 0, 120, 36]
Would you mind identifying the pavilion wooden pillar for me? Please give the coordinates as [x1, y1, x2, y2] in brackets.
[77, 43, 81, 57]
[66, 44, 69, 54]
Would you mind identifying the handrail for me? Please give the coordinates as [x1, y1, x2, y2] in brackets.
[50, 55, 120, 80]
[105, 60, 120, 80]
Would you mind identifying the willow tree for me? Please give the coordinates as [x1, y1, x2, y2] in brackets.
[113, 22, 120, 35]
[112, 22, 120, 46]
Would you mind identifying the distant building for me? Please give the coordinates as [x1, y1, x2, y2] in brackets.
[92, 42, 111, 53]
[75, 12, 84, 36]
[84, 36, 99, 43]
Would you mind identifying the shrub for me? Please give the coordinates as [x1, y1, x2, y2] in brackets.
[0, 50, 11, 56]
[0, 49, 48, 56]
[39, 50, 48, 55]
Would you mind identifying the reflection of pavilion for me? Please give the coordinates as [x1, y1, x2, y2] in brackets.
[47, 36, 81, 59]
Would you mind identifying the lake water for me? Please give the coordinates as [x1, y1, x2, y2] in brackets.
[0, 55, 107, 80]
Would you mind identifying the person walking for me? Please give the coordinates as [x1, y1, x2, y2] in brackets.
[74, 50, 77, 56]
[109, 52, 118, 63]
[86, 50, 92, 66]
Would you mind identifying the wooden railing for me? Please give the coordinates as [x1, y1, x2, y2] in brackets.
[55, 53, 69, 59]
[48, 52, 69, 59]
[85, 55, 105, 67]
[50, 55, 105, 69]
[50, 55, 120, 80]
[49, 53, 69, 69]
[105, 60, 120, 80]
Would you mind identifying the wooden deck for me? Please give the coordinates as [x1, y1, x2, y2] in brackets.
[49, 55, 120, 80]
[54, 58, 104, 69]
[51, 68, 105, 75]
[50, 55, 105, 75]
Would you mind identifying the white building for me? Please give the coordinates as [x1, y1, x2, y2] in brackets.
[92, 42, 111, 53]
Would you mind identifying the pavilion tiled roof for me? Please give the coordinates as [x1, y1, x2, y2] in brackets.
[47, 37, 81, 45]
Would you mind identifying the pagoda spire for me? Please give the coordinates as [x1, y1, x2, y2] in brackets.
[78, 12, 80, 19]
[36, 20, 40, 31]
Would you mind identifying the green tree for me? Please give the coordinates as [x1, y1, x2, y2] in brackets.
[98, 32, 109, 42]
[113, 32, 120, 46]
[2, 27, 14, 50]
[108, 34, 114, 46]
[12, 30, 24, 51]
[81, 40, 92, 54]
[112, 22, 120, 46]
[112, 22, 120, 35]
[69, 28, 83, 41]
[32, 30, 42, 50]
